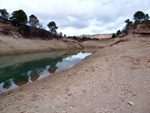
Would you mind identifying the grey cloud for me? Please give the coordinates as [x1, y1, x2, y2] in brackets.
[0, 0, 150, 35]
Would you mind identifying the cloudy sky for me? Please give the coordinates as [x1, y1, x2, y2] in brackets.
[0, 0, 150, 36]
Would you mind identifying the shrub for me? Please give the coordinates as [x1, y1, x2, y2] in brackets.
[112, 33, 116, 38]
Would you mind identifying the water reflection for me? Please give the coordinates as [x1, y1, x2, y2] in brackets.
[0, 49, 93, 93]
[3, 80, 11, 89]
[48, 66, 58, 74]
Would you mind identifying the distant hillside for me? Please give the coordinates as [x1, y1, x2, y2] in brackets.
[78, 34, 112, 39]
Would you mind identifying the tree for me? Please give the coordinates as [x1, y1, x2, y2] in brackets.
[112, 33, 116, 38]
[10, 9, 27, 26]
[0, 9, 9, 19]
[125, 19, 132, 26]
[29, 14, 39, 27]
[47, 21, 58, 34]
[116, 30, 121, 37]
[59, 32, 63, 37]
[124, 19, 133, 34]
[144, 14, 149, 22]
[133, 11, 145, 23]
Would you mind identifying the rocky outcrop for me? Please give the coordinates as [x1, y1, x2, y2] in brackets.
[134, 30, 150, 34]
[128, 24, 150, 34]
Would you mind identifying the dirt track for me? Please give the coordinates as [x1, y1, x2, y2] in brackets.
[0, 35, 150, 113]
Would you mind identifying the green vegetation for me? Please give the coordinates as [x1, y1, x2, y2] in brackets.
[126, 11, 150, 27]
[0, 9, 9, 19]
[0, 8, 63, 39]
[125, 19, 132, 26]
[0, 9, 150, 40]
[64, 34, 66, 37]
[0, 8, 60, 32]
[112, 34, 116, 38]
[59, 32, 63, 37]
[68, 36, 99, 42]
[113, 11, 150, 37]
[29, 14, 39, 27]
[116, 30, 121, 37]
[10, 9, 28, 26]
[133, 11, 148, 23]
[47, 21, 58, 34]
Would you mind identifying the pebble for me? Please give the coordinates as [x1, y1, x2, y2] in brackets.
[103, 109, 107, 113]
[65, 97, 68, 99]
[70, 105, 75, 108]
[35, 106, 38, 108]
[94, 95, 97, 97]
[128, 101, 134, 106]
[68, 93, 72, 96]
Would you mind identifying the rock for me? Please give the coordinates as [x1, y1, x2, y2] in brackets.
[68, 93, 72, 96]
[128, 101, 134, 106]
[70, 105, 75, 108]
[103, 109, 107, 113]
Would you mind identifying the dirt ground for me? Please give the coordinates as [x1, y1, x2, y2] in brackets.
[0, 35, 82, 55]
[0, 34, 150, 113]
[0, 34, 115, 56]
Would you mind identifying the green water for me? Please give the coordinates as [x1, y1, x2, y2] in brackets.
[0, 49, 93, 93]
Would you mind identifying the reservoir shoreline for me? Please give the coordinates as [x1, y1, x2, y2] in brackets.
[0, 34, 115, 56]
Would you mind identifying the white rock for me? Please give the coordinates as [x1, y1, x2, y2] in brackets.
[128, 101, 134, 106]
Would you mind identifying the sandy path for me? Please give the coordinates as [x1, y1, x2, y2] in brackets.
[0, 36, 150, 113]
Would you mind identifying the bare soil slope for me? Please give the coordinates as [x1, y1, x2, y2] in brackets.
[0, 35, 150, 113]
[0, 35, 82, 55]
[0, 35, 116, 55]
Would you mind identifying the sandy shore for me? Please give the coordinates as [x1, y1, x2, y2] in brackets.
[0, 35, 83, 55]
[0, 34, 115, 56]
[0, 35, 150, 113]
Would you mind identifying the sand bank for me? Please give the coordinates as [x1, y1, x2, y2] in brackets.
[0, 35, 83, 55]
[0, 34, 117, 56]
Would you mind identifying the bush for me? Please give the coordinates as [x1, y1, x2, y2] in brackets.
[112, 33, 116, 38]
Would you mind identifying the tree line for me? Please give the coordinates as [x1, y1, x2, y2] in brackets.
[0, 9, 58, 34]
[112, 11, 150, 38]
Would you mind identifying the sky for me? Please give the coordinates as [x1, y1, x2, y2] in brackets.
[0, 0, 150, 36]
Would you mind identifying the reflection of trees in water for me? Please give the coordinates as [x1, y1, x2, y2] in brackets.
[48, 66, 58, 74]
[13, 75, 29, 86]
[31, 74, 40, 81]
[0, 50, 81, 90]
[0, 56, 65, 89]
[3, 80, 12, 89]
